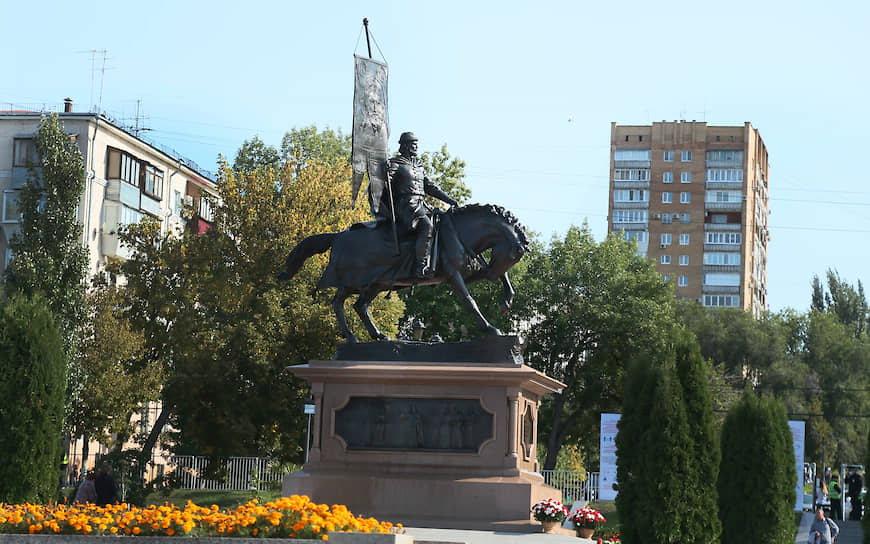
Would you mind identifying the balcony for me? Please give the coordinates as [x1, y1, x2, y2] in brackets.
[704, 223, 742, 231]
[613, 180, 649, 190]
[612, 201, 649, 209]
[705, 180, 743, 191]
[705, 200, 743, 211]
[614, 160, 650, 168]
[703, 285, 740, 294]
[106, 179, 141, 209]
[705, 159, 743, 168]
[703, 264, 741, 273]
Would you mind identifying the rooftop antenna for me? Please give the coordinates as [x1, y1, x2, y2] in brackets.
[129, 98, 151, 136]
[80, 49, 108, 113]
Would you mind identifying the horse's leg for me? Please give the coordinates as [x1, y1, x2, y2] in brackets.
[498, 271, 515, 314]
[446, 269, 502, 336]
[332, 287, 358, 343]
[353, 288, 389, 341]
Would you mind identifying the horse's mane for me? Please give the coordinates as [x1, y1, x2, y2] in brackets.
[453, 203, 530, 251]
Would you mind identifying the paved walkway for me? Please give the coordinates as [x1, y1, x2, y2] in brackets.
[404, 527, 591, 544]
[795, 512, 863, 544]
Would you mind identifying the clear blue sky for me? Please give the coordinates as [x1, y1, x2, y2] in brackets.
[4, 0, 869, 313]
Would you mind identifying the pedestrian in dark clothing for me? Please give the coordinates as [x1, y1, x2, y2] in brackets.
[845, 468, 864, 520]
[94, 462, 117, 505]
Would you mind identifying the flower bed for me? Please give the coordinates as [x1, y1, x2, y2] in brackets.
[0, 495, 397, 540]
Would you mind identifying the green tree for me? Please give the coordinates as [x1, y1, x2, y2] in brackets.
[616, 350, 694, 544]
[516, 225, 674, 470]
[67, 281, 162, 466]
[4, 113, 88, 424]
[233, 136, 281, 173]
[719, 390, 796, 544]
[811, 269, 869, 337]
[120, 129, 403, 468]
[0, 296, 66, 503]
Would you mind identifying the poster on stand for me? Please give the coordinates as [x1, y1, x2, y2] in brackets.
[599, 413, 620, 501]
[789, 420, 805, 512]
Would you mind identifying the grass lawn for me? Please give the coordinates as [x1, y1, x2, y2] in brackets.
[143, 489, 283, 509]
[587, 501, 619, 538]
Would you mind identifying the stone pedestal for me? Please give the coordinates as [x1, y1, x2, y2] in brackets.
[283, 337, 565, 531]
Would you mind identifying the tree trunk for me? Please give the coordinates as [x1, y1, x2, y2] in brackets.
[543, 391, 567, 470]
[81, 435, 90, 475]
[138, 404, 171, 469]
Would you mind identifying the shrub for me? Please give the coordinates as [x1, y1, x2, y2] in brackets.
[719, 389, 796, 544]
[0, 295, 66, 503]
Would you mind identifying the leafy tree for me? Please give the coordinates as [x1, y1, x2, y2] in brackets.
[67, 280, 162, 465]
[233, 136, 281, 173]
[120, 129, 403, 468]
[811, 269, 869, 337]
[516, 225, 674, 470]
[0, 296, 66, 503]
[4, 113, 88, 424]
[719, 390, 796, 544]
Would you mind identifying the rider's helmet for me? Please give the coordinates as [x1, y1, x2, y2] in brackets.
[399, 132, 418, 145]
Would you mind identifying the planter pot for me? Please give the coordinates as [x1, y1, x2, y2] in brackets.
[576, 527, 595, 539]
[541, 520, 561, 533]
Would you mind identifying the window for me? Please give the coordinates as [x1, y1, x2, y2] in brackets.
[143, 165, 164, 198]
[661, 255, 671, 265]
[705, 232, 742, 245]
[681, 172, 692, 183]
[661, 233, 672, 246]
[107, 148, 143, 187]
[678, 275, 688, 286]
[679, 255, 689, 266]
[621, 230, 648, 243]
[638, 135, 643, 142]
[3, 191, 20, 223]
[614, 189, 648, 202]
[681, 150, 692, 162]
[705, 150, 743, 162]
[706, 168, 743, 182]
[199, 195, 215, 222]
[613, 210, 648, 223]
[120, 205, 143, 226]
[663, 151, 674, 162]
[614, 168, 650, 181]
[704, 294, 740, 307]
[705, 272, 740, 286]
[662, 213, 673, 224]
[662, 172, 673, 183]
[13, 138, 39, 167]
[705, 190, 743, 202]
[680, 213, 690, 224]
[663, 274, 671, 282]
[679, 233, 690, 245]
[662, 191, 673, 203]
[710, 214, 728, 224]
[174, 190, 183, 216]
[680, 192, 691, 204]
[704, 252, 741, 265]
[614, 149, 651, 161]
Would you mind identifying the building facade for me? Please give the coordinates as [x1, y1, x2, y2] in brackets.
[608, 121, 770, 315]
[0, 101, 218, 480]
[0, 101, 216, 280]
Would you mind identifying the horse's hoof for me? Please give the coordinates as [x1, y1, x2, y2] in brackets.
[486, 326, 503, 336]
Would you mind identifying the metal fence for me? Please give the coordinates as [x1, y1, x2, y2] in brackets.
[171, 456, 290, 491]
[541, 470, 600, 504]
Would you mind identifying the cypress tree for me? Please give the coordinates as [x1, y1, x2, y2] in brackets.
[719, 390, 796, 544]
[0, 296, 66, 502]
[616, 350, 696, 544]
[673, 329, 721, 544]
[864, 427, 870, 543]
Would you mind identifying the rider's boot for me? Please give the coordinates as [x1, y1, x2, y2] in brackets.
[414, 218, 434, 278]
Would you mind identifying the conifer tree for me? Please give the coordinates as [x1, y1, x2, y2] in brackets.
[0, 296, 66, 502]
[719, 390, 796, 544]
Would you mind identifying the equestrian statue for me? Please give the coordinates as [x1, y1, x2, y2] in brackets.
[279, 132, 529, 343]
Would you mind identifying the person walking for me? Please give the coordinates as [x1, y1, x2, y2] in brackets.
[808, 506, 839, 544]
[73, 471, 97, 504]
[829, 473, 843, 521]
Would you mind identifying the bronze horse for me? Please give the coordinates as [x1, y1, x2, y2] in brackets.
[279, 204, 529, 343]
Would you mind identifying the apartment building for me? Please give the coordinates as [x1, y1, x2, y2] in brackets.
[0, 99, 218, 479]
[608, 121, 770, 315]
[0, 99, 216, 280]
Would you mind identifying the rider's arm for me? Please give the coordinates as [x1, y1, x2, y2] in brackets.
[423, 177, 458, 207]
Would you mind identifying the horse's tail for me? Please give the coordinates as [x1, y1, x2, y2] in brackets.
[278, 232, 337, 282]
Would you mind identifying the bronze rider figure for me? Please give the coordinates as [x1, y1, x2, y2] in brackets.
[384, 132, 458, 277]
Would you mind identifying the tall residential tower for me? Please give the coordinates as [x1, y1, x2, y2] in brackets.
[608, 121, 770, 315]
